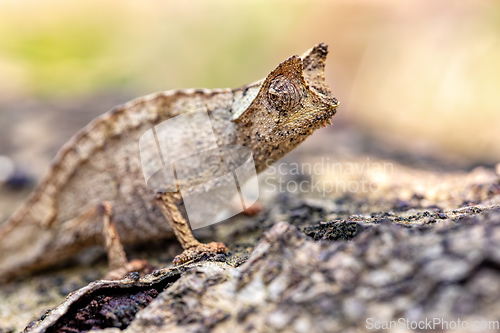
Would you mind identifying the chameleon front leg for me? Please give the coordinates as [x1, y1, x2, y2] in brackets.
[156, 192, 227, 265]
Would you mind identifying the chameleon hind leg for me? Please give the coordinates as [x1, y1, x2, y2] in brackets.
[156, 192, 227, 265]
[99, 202, 151, 280]
[60, 202, 150, 280]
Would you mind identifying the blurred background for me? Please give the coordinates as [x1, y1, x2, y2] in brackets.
[1, 2, 499, 328]
[0, 0, 499, 207]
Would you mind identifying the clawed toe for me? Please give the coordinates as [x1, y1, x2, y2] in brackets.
[104, 259, 154, 280]
[173, 242, 228, 265]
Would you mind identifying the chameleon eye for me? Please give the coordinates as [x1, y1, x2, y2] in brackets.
[265, 74, 301, 114]
[269, 90, 279, 101]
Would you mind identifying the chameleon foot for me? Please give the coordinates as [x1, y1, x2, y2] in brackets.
[156, 193, 228, 265]
[172, 241, 228, 265]
[104, 259, 154, 280]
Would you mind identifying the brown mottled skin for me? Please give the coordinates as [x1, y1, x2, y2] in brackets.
[0, 44, 338, 281]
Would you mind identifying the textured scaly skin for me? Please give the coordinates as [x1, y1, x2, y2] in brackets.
[0, 44, 338, 281]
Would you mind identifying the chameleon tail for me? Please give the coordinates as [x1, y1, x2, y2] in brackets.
[0, 192, 56, 281]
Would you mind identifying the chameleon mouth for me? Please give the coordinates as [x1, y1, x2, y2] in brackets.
[279, 97, 337, 127]
[306, 86, 338, 129]
[310, 86, 339, 110]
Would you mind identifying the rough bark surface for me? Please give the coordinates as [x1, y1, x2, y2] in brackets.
[18, 166, 500, 333]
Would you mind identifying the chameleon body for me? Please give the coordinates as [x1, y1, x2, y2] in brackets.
[0, 44, 338, 281]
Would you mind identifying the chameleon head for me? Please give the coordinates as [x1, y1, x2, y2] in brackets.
[233, 43, 339, 170]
